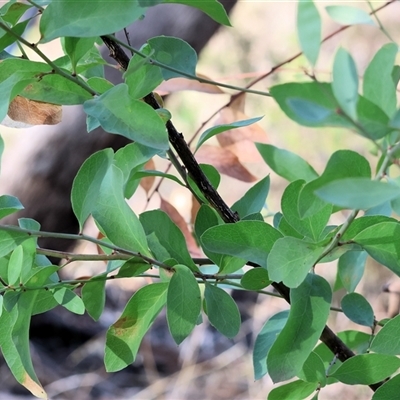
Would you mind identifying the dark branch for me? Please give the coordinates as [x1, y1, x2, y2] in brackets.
[101, 35, 382, 392]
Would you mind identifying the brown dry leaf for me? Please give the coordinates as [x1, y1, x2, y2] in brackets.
[214, 93, 268, 162]
[21, 372, 46, 399]
[7, 96, 62, 127]
[196, 144, 257, 182]
[96, 231, 106, 258]
[190, 194, 201, 227]
[155, 73, 225, 95]
[140, 158, 156, 194]
[160, 197, 201, 257]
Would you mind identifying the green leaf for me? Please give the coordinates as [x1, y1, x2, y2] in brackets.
[195, 117, 263, 151]
[372, 374, 400, 400]
[341, 293, 374, 327]
[53, 287, 85, 315]
[271, 82, 391, 140]
[204, 283, 240, 338]
[147, 36, 197, 80]
[0, 229, 29, 258]
[201, 221, 283, 269]
[297, 0, 321, 66]
[188, 164, 221, 203]
[332, 48, 358, 120]
[21, 74, 93, 105]
[163, 0, 231, 26]
[256, 144, 318, 183]
[31, 290, 59, 316]
[0, 19, 30, 53]
[285, 98, 333, 123]
[25, 265, 59, 289]
[231, 176, 270, 218]
[113, 142, 160, 198]
[93, 164, 151, 256]
[167, 265, 201, 344]
[363, 43, 398, 118]
[330, 354, 400, 385]
[8, 245, 23, 286]
[63, 37, 96, 72]
[3, 291, 21, 312]
[105, 283, 168, 372]
[338, 250, 367, 292]
[84, 84, 168, 150]
[40, 0, 146, 42]
[316, 179, 400, 210]
[0, 293, 46, 398]
[268, 380, 318, 400]
[0, 195, 24, 220]
[341, 215, 393, 241]
[87, 77, 113, 94]
[370, 314, 400, 355]
[116, 258, 150, 278]
[253, 310, 289, 380]
[267, 274, 331, 383]
[82, 279, 106, 321]
[326, 6, 375, 26]
[268, 237, 322, 288]
[338, 330, 371, 354]
[124, 44, 163, 99]
[342, 239, 395, 280]
[140, 210, 198, 271]
[282, 180, 332, 240]
[0, 59, 50, 121]
[298, 351, 327, 386]
[241, 268, 271, 290]
[71, 148, 114, 231]
[194, 205, 246, 275]
[1, 2, 31, 25]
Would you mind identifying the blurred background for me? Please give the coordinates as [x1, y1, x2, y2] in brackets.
[1, 1, 400, 399]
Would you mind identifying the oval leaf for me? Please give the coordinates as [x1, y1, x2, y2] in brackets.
[268, 380, 318, 400]
[268, 237, 322, 288]
[330, 354, 400, 385]
[253, 310, 289, 380]
[332, 48, 358, 120]
[82, 279, 106, 321]
[241, 268, 271, 291]
[147, 36, 197, 80]
[363, 43, 398, 117]
[297, 0, 321, 66]
[105, 283, 168, 372]
[338, 250, 367, 293]
[40, 0, 146, 42]
[267, 274, 332, 383]
[341, 292, 374, 327]
[370, 314, 400, 355]
[92, 164, 151, 256]
[52, 287, 85, 315]
[231, 176, 270, 218]
[83, 84, 169, 151]
[71, 148, 113, 231]
[256, 143, 318, 183]
[316, 178, 400, 210]
[201, 221, 283, 268]
[372, 374, 400, 400]
[167, 265, 201, 344]
[204, 283, 240, 338]
[326, 5, 375, 26]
